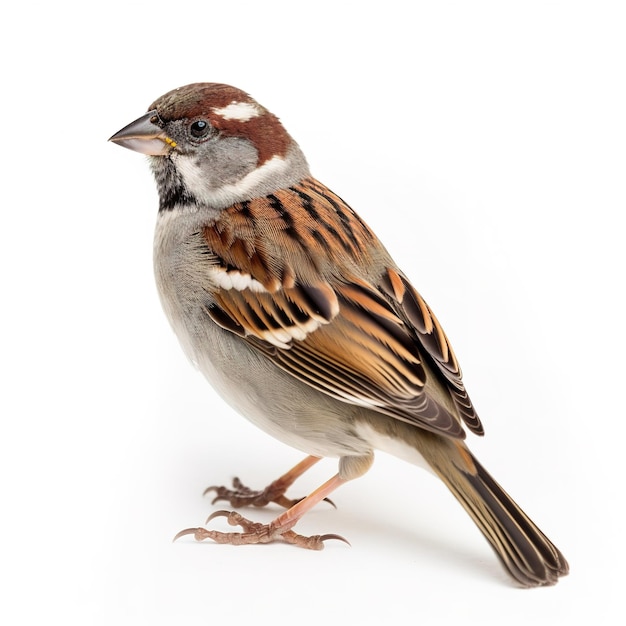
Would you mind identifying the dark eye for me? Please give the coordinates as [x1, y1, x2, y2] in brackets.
[189, 119, 210, 138]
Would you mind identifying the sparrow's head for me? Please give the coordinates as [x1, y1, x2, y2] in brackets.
[110, 83, 310, 211]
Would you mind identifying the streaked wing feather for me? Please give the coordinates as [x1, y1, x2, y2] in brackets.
[380, 268, 484, 435]
[202, 178, 482, 439]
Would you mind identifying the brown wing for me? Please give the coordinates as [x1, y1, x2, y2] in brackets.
[378, 266, 483, 435]
[202, 177, 483, 439]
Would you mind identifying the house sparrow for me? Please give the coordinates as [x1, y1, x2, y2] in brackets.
[109, 83, 568, 587]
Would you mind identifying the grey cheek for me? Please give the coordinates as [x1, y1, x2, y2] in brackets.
[207, 137, 259, 186]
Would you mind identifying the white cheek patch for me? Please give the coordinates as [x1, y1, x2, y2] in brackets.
[212, 101, 262, 122]
[175, 156, 208, 198]
[175, 153, 289, 209]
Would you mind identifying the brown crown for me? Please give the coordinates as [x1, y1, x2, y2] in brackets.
[150, 83, 292, 166]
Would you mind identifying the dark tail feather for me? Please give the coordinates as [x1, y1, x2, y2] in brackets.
[438, 452, 569, 586]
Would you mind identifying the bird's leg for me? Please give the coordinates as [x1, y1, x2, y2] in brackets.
[204, 455, 331, 509]
[175, 474, 348, 549]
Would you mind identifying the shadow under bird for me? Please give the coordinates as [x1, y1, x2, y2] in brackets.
[110, 83, 569, 587]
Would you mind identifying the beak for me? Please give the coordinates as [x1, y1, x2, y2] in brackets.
[108, 111, 175, 156]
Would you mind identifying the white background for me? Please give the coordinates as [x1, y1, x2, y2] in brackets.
[2, 1, 624, 623]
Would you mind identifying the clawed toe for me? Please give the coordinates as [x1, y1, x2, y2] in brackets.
[173, 510, 348, 550]
[172, 527, 211, 542]
[203, 477, 290, 508]
[204, 479, 253, 506]
[203, 477, 335, 510]
[172, 511, 271, 545]
[281, 530, 350, 549]
[206, 509, 266, 533]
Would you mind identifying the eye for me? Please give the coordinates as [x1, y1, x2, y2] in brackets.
[189, 119, 211, 139]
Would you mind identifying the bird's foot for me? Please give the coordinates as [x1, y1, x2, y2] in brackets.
[203, 456, 334, 510]
[173, 510, 348, 550]
[204, 477, 299, 509]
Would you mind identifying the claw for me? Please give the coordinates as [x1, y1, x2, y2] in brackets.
[203, 478, 245, 497]
[319, 533, 350, 546]
[280, 530, 350, 550]
[172, 527, 206, 542]
[202, 485, 218, 499]
[206, 509, 236, 525]
[203, 480, 250, 506]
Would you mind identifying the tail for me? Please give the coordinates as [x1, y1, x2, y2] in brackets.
[429, 441, 569, 587]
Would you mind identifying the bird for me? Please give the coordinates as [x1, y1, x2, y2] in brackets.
[109, 82, 569, 587]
